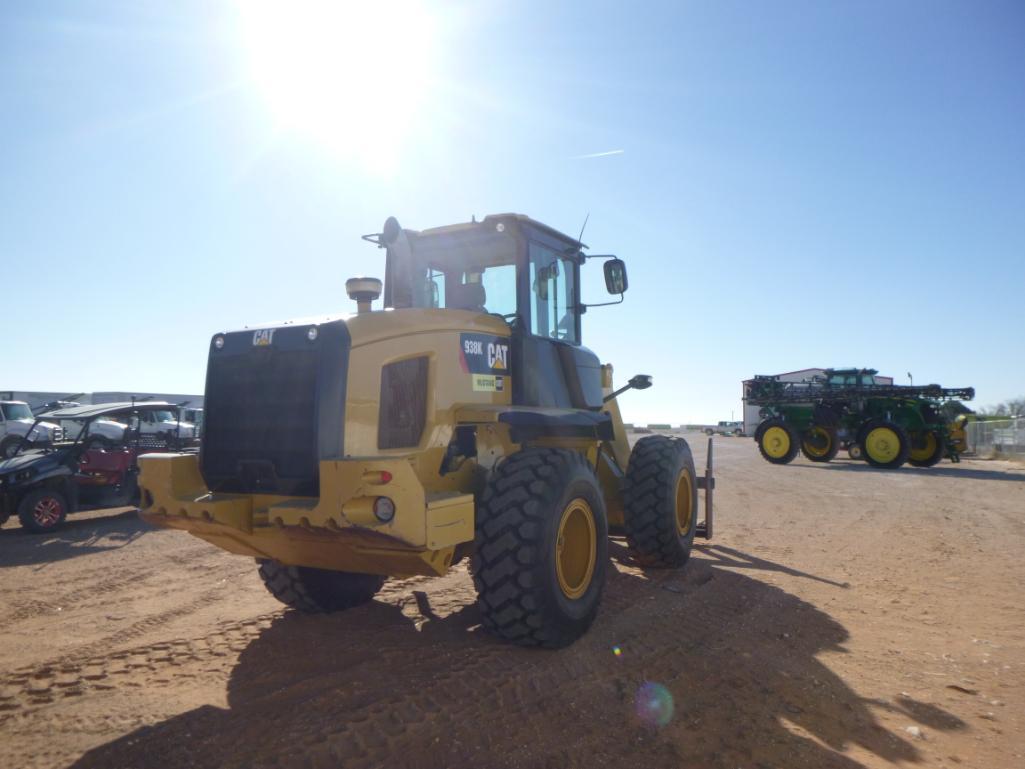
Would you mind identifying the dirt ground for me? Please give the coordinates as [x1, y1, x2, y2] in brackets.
[1, 434, 1023, 769]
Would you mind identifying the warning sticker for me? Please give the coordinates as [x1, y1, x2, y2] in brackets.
[472, 374, 505, 392]
[460, 333, 511, 375]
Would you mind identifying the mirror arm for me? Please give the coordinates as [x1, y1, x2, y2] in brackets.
[603, 373, 652, 403]
[577, 294, 625, 311]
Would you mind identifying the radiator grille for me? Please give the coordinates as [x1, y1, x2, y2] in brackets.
[202, 346, 319, 495]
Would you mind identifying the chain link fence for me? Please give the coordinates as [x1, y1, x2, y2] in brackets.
[966, 418, 1025, 459]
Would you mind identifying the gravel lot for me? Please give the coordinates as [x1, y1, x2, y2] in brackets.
[2, 433, 1023, 769]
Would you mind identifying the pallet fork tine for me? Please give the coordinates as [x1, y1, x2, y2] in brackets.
[695, 436, 714, 539]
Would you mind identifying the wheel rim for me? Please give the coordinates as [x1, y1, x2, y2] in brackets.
[865, 427, 900, 463]
[802, 426, 832, 458]
[849, 444, 862, 459]
[33, 496, 63, 527]
[674, 471, 693, 535]
[909, 431, 938, 461]
[762, 426, 791, 458]
[555, 498, 597, 600]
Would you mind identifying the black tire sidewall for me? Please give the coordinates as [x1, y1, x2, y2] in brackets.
[858, 419, 910, 468]
[801, 425, 840, 462]
[542, 467, 609, 623]
[472, 448, 608, 648]
[757, 418, 799, 464]
[908, 429, 945, 468]
[1, 437, 22, 459]
[257, 559, 385, 613]
[18, 488, 69, 533]
[623, 436, 698, 567]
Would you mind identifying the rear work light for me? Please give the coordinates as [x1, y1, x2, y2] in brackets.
[362, 470, 393, 485]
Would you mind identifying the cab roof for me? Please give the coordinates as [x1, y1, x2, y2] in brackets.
[417, 214, 586, 250]
[41, 402, 177, 420]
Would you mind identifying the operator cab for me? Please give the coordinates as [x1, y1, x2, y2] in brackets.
[365, 214, 628, 410]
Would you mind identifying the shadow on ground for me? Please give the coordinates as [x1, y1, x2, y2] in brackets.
[71, 551, 965, 769]
[793, 460, 1025, 483]
[0, 509, 146, 569]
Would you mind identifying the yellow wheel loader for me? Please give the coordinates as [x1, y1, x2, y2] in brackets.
[139, 214, 714, 648]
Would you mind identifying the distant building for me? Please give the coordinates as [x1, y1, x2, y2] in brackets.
[741, 368, 894, 436]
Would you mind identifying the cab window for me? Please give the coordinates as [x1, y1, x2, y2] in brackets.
[529, 242, 577, 343]
[479, 264, 517, 316]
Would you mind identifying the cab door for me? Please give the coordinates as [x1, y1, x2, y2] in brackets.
[512, 240, 602, 410]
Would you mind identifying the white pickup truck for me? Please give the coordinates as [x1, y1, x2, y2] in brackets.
[0, 401, 63, 458]
[704, 420, 744, 437]
[52, 406, 198, 448]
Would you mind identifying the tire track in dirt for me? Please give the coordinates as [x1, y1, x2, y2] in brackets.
[5, 549, 216, 623]
[0, 572, 473, 727]
[0, 611, 280, 723]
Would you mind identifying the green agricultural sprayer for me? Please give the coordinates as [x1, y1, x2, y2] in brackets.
[744, 369, 974, 469]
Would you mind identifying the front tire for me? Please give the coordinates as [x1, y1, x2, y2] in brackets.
[859, 419, 910, 469]
[756, 419, 799, 464]
[18, 488, 69, 533]
[908, 430, 945, 467]
[256, 560, 385, 613]
[623, 435, 698, 568]
[472, 448, 608, 649]
[1, 436, 23, 459]
[801, 425, 839, 462]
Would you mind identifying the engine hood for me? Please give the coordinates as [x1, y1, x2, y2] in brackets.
[0, 448, 69, 478]
[345, 308, 509, 349]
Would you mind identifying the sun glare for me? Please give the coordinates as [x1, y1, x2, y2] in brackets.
[239, 0, 436, 170]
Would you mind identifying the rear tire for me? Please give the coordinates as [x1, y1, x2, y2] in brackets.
[800, 425, 839, 462]
[472, 448, 608, 649]
[256, 560, 385, 613]
[908, 430, 945, 467]
[622, 435, 698, 568]
[756, 419, 799, 464]
[18, 488, 69, 534]
[858, 419, 910, 469]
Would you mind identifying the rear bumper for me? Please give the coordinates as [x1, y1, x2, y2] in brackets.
[138, 453, 474, 576]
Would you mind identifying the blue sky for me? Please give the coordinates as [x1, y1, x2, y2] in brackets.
[2, 0, 1022, 423]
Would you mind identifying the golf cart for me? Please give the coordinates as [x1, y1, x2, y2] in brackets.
[0, 402, 184, 533]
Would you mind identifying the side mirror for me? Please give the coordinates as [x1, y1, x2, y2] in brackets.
[604, 258, 628, 294]
[628, 374, 652, 390]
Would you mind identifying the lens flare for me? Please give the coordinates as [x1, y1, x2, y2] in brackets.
[635, 682, 674, 727]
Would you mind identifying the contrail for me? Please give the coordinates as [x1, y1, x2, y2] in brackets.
[572, 149, 625, 160]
